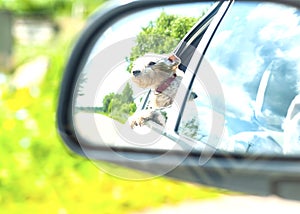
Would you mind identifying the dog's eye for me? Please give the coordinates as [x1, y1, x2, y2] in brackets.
[148, 62, 156, 66]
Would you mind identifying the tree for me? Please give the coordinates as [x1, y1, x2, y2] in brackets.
[101, 83, 136, 123]
[102, 92, 115, 113]
[121, 83, 134, 104]
[127, 12, 200, 71]
[179, 117, 199, 139]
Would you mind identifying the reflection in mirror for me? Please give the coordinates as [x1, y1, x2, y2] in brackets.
[73, 2, 213, 151]
[73, 1, 300, 156]
[178, 1, 300, 155]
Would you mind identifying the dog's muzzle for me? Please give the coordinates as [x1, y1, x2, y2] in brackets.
[132, 70, 141, 77]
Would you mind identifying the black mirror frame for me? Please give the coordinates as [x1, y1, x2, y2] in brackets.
[57, 0, 300, 201]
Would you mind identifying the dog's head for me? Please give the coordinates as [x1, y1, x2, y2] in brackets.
[131, 54, 181, 89]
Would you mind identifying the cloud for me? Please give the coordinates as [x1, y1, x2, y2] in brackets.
[207, 2, 300, 131]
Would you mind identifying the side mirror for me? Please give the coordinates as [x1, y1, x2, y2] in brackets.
[57, 0, 300, 200]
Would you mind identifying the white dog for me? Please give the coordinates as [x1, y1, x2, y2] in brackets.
[129, 53, 183, 128]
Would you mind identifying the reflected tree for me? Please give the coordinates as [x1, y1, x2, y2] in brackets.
[127, 12, 201, 71]
[179, 117, 199, 139]
[101, 83, 136, 123]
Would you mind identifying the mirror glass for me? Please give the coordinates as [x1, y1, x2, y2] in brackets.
[72, 1, 300, 156]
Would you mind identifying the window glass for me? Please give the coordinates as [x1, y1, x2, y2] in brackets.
[179, 2, 300, 155]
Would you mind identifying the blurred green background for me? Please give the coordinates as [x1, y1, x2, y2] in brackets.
[0, 0, 223, 213]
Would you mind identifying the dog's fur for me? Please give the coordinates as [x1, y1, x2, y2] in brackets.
[129, 54, 182, 128]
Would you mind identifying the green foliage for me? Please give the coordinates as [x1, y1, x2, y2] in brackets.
[0, 0, 65, 17]
[179, 117, 200, 139]
[0, 0, 106, 17]
[0, 8, 222, 214]
[102, 92, 115, 113]
[121, 83, 134, 103]
[128, 12, 199, 71]
[102, 83, 136, 123]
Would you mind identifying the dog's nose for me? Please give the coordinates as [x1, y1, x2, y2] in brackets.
[132, 70, 141, 76]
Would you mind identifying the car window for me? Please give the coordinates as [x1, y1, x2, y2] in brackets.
[178, 2, 300, 155]
[174, 1, 223, 72]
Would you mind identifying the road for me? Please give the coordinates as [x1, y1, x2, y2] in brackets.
[73, 112, 184, 150]
[133, 195, 300, 214]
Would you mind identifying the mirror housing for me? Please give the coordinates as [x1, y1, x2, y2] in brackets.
[57, 0, 300, 201]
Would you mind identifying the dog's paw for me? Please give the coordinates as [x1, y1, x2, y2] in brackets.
[128, 110, 149, 128]
[129, 115, 147, 128]
[129, 110, 166, 129]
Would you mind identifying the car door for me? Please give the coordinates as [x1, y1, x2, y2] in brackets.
[177, 1, 300, 156]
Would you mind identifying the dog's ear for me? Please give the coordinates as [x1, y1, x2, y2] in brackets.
[168, 54, 181, 70]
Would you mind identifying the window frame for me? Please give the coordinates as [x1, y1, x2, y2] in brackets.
[164, 0, 233, 148]
[175, 0, 300, 153]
